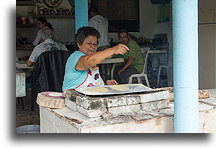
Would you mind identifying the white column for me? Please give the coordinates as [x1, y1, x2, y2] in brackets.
[172, 0, 199, 133]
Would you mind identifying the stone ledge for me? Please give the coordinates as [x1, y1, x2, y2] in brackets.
[64, 89, 170, 109]
[108, 104, 141, 116]
[140, 90, 170, 103]
[141, 99, 170, 111]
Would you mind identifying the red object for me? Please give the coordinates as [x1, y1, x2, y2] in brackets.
[88, 69, 92, 75]
[87, 83, 94, 87]
[21, 56, 29, 60]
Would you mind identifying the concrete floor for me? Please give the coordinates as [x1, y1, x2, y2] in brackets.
[16, 88, 40, 128]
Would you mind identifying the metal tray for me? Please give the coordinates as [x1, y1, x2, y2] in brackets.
[75, 84, 155, 96]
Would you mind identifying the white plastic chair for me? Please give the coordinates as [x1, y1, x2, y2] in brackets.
[157, 65, 168, 86]
[128, 48, 150, 87]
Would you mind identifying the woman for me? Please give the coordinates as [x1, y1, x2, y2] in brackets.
[62, 27, 129, 90]
[32, 17, 54, 46]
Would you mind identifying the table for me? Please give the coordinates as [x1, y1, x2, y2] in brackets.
[16, 63, 34, 109]
[15, 59, 124, 80]
[100, 57, 124, 80]
[16, 68, 26, 109]
[16, 63, 34, 84]
[16, 63, 34, 70]
[16, 68, 26, 97]
[141, 47, 167, 54]
[15, 58, 124, 81]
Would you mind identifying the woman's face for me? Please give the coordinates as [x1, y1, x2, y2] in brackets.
[78, 35, 98, 55]
[36, 20, 46, 29]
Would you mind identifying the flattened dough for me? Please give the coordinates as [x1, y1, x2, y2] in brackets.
[48, 92, 63, 97]
[109, 85, 129, 91]
[86, 86, 108, 92]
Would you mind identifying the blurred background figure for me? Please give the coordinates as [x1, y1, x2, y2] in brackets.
[27, 28, 67, 67]
[88, 6, 110, 51]
[32, 17, 57, 47]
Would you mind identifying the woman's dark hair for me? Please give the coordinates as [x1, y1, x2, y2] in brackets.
[75, 26, 100, 50]
[37, 17, 53, 30]
[37, 17, 47, 24]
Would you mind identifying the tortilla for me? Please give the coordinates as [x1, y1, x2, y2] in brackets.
[86, 86, 109, 92]
[48, 92, 63, 97]
[109, 85, 129, 91]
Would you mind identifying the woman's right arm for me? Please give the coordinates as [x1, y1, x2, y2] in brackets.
[33, 30, 41, 46]
[76, 44, 129, 71]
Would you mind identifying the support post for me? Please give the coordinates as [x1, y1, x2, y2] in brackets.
[75, 0, 88, 32]
[172, 0, 199, 133]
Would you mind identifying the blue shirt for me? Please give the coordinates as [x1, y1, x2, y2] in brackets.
[62, 51, 87, 90]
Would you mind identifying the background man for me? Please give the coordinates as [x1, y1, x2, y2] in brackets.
[88, 6, 110, 51]
[114, 29, 144, 84]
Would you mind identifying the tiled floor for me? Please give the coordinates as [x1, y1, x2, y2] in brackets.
[16, 88, 40, 128]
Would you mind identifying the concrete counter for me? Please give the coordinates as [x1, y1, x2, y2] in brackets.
[39, 89, 216, 133]
[39, 104, 216, 133]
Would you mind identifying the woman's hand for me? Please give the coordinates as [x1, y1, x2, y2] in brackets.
[106, 80, 118, 85]
[110, 44, 129, 55]
[26, 60, 35, 67]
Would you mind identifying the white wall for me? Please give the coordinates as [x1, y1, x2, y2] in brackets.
[134, 0, 216, 89]
[199, 0, 216, 23]
[141, 0, 216, 89]
[199, 24, 215, 89]
[109, 0, 159, 42]
[16, 0, 215, 89]
[16, 0, 159, 43]
[48, 18, 75, 43]
[137, 0, 158, 38]
[38, 0, 158, 42]
[16, 0, 75, 43]
[198, 0, 216, 89]
[46, 0, 75, 43]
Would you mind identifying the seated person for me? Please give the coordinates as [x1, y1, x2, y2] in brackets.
[114, 29, 144, 84]
[62, 27, 129, 90]
[26, 28, 68, 67]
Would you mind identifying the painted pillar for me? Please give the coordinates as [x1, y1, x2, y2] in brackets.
[74, 0, 88, 32]
[172, 0, 199, 133]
